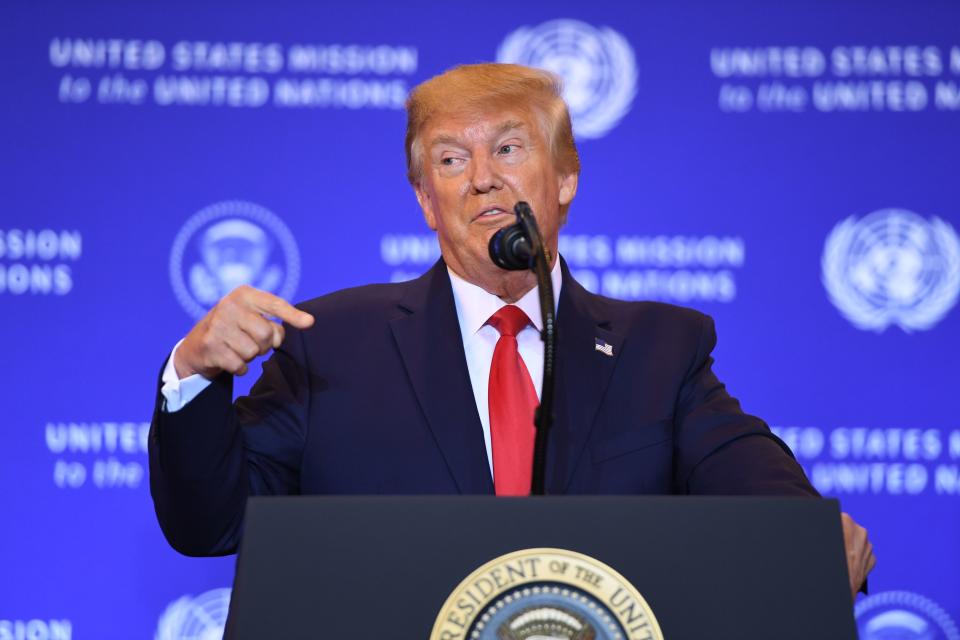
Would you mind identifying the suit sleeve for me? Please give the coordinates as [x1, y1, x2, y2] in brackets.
[148, 323, 311, 556]
[674, 314, 819, 497]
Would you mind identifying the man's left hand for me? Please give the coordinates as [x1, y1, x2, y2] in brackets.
[841, 512, 876, 599]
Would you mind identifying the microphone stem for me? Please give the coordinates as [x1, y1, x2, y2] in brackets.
[515, 203, 556, 496]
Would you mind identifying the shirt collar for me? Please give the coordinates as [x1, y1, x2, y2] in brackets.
[447, 257, 563, 336]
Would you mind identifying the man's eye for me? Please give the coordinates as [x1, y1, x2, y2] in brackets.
[498, 144, 517, 155]
[440, 157, 456, 166]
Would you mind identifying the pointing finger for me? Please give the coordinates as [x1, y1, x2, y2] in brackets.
[248, 290, 314, 329]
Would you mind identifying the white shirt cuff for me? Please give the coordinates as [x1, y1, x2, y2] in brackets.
[160, 339, 213, 413]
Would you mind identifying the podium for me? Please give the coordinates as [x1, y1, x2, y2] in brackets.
[225, 496, 857, 639]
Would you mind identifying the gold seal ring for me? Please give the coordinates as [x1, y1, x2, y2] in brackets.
[431, 547, 663, 640]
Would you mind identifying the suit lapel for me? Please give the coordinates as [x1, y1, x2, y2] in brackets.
[548, 260, 625, 493]
[389, 260, 494, 494]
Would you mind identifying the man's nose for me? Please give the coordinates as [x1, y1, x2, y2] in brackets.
[469, 154, 504, 194]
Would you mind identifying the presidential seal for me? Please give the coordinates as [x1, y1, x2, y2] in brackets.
[169, 200, 301, 319]
[431, 548, 663, 640]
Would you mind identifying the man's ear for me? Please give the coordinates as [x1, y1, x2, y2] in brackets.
[414, 182, 438, 230]
[558, 172, 578, 206]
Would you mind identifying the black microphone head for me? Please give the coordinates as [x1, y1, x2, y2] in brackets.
[489, 223, 532, 271]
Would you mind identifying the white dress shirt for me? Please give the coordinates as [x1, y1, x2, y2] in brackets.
[160, 261, 563, 476]
[447, 262, 561, 474]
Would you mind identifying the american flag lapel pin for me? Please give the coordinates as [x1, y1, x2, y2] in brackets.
[594, 338, 614, 357]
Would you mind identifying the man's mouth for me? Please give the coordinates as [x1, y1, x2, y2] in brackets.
[473, 206, 511, 221]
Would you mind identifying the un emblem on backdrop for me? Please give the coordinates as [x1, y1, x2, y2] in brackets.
[497, 19, 637, 139]
[821, 209, 960, 332]
[155, 587, 231, 640]
[431, 548, 663, 640]
[856, 591, 960, 640]
[170, 200, 301, 319]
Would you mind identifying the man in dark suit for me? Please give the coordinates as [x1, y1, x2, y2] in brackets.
[150, 63, 875, 595]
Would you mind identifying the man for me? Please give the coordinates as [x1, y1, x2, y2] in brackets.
[150, 63, 875, 595]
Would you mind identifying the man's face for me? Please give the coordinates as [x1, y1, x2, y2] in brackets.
[413, 107, 577, 294]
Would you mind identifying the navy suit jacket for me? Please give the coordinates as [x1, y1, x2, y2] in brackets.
[149, 258, 816, 556]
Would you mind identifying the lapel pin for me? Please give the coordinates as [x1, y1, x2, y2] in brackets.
[594, 338, 614, 357]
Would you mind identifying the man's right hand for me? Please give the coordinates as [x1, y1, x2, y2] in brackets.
[174, 285, 315, 379]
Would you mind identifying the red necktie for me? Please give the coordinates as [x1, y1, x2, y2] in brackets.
[487, 305, 538, 496]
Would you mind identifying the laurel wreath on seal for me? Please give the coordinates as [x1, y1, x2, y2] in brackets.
[821, 214, 960, 332]
[497, 21, 638, 139]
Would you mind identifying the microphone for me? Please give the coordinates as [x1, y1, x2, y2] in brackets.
[486, 200, 556, 497]
[488, 202, 534, 270]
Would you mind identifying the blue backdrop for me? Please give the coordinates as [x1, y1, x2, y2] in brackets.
[2, 1, 958, 638]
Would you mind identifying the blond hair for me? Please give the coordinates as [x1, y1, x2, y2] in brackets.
[404, 63, 580, 187]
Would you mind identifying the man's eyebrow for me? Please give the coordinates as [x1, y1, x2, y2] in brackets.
[492, 119, 526, 137]
[428, 120, 527, 149]
[429, 133, 464, 148]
